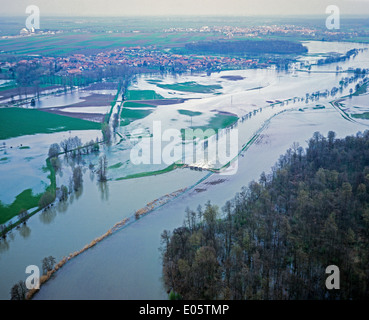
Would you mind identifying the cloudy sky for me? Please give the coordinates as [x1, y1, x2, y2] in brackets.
[0, 0, 368, 16]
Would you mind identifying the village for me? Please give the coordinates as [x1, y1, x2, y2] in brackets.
[1, 45, 263, 76]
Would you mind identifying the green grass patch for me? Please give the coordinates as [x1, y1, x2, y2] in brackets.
[147, 80, 163, 84]
[0, 189, 42, 225]
[352, 112, 369, 120]
[126, 90, 164, 100]
[108, 162, 124, 170]
[123, 101, 156, 108]
[0, 157, 56, 226]
[156, 81, 222, 94]
[0, 107, 101, 139]
[116, 162, 183, 180]
[178, 109, 202, 117]
[0, 81, 16, 91]
[120, 108, 153, 126]
[353, 83, 368, 96]
[0, 157, 8, 161]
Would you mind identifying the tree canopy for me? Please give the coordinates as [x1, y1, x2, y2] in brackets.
[161, 131, 369, 300]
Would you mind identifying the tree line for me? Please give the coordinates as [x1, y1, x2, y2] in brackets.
[161, 131, 369, 300]
[185, 39, 308, 55]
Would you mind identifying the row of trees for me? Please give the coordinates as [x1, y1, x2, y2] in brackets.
[185, 39, 308, 55]
[11, 60, 135, 99]
[161, 131, 369, 300]
[59, 136, 100, 156]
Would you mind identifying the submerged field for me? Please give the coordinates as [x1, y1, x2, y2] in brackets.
[181, 112, 239, 140]
[120, 107, 153, 126]
[156, 81, 222, 93]
[0, 108, 101, 139]
[1, 40, 369, 300]
[125, 90, 164, 100]
[0, 189, 42, 224]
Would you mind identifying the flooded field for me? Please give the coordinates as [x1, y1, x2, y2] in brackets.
[34, 106, 367, 300]
[1, 40, 369, 299]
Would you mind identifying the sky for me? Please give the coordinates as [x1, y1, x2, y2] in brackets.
[0, 0, 368, 16]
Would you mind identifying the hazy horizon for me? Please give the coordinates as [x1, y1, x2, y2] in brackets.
[0, 0, 368, 17]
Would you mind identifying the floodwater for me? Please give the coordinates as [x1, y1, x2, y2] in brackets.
[1, 40, 369, 299]
[0, 130, 102, 205]
[0, 166, 207, 299]
[33, 107, 367, 300]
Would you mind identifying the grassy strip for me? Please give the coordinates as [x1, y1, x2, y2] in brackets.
[116, 162, 184, 180]
[123, 101, 156, 108]
[156, 81, 222, 94]
[108, 162, 124, 169]
[0, 82, 17, 92]
[0, 107, 101, 140]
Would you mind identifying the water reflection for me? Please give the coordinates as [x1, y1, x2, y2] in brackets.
[98, 181, 109, 201]
[39, 208, 57, 225]
[0, 238, 10, 253]
[74, 187, 83, 200]
[18, 223, 31, 239]
[57, 200, 69, 214]
[89, 170, 95, 182]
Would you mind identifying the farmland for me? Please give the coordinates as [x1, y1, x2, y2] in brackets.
[0, 107, 101, 139]
[0, 32, 221, 56]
